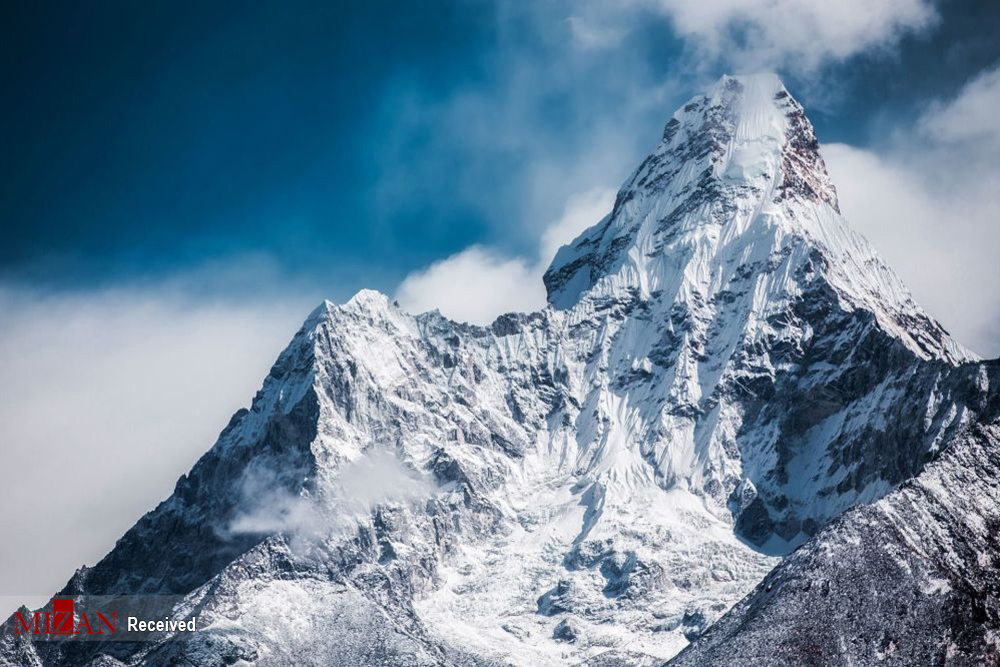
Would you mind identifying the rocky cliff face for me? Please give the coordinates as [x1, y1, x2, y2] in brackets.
[3, 74, 995, 667]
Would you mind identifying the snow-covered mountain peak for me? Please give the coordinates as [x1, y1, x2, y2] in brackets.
[335, 289, 400, 324]
[699, 72, 794, 146]
[318, 289, 418, 342]
[674, 72, 838, 211]
[543, 73, 969, 363]
[7, 75, 993, 667]
[344, 288, 391, 310]
[702, 72, 798, 133]
[544, 73, 839, 309]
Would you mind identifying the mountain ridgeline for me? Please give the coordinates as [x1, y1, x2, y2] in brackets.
[4, 74, 998, 666]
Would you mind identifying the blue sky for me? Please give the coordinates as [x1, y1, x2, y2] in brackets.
[2, 0, 1000, 614]
[3, 0, 998, 297]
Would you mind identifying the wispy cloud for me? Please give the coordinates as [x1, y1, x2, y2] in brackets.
[227, 449, 437, 550]
[370, 2, 683, 278]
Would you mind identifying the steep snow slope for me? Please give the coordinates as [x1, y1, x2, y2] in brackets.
[2, 74, 990, 667]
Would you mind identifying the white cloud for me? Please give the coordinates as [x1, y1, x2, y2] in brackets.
[333, 449, 437, 516]
[395, 187, 615, 324]
[665, 0, 936, 70]
[227, 450, 435, 550]
[565, 0, 937, 71]
[919, 65, 1000, 148]
[823, 67, 1000, 357]
[0, 274, 314, 616]
[395, 247, 545, 324]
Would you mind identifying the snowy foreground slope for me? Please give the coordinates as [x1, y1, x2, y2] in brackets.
[3, 74, 998, 666]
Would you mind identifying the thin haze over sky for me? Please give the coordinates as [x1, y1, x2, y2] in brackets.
[1, 0, 999, 615]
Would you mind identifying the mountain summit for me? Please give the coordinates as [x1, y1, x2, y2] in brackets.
[4, 74, 997, 667]
[546, 73, 969, 362]
[547, 72, 838, 307]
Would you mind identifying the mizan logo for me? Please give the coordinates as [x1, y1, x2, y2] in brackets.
[10, 598, 197, 639]
[14, 599, 116, 635]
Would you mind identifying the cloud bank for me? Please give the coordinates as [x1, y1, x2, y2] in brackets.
[396, 247, 544, 325]
[0, 271, 314, 616]
[919, 65, 1000, 148]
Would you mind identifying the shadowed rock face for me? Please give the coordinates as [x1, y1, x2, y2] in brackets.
[2, 75, 995, 667]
